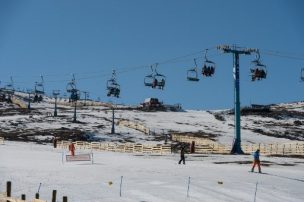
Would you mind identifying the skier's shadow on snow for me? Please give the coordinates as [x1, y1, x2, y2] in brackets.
[264, 173, 304, 183]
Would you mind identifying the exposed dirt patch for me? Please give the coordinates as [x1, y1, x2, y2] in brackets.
[0, 128, 90, 144]
[240, 108, 304, 120]
[171, 131, 219, 141]
[0, 108, 41, 116]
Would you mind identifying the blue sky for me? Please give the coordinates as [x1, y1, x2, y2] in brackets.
[0, 0, 303, 109]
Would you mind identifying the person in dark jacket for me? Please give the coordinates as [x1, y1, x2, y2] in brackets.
[52, 136, 57, 148]
[178, 146, 186, 165]
[251, 149, 261, 173]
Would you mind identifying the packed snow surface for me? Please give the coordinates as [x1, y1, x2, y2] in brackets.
[1, 142, 304, 202]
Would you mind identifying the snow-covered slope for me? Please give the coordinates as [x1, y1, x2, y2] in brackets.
[1, 141, 303, 202]
[0, 93, 303, 145]
[1, 93, 304, 202]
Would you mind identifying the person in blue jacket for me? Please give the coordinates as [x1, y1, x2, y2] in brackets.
[251, 149, 262, 173]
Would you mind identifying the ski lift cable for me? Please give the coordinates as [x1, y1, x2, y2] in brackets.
[115, 49, 208, 74]
[259, 49, 304, 61]
[2, 46, 303, 85]
[0, 46, 215, 84]
[260, 48, 304, 57]
[157, 47, 216, 66]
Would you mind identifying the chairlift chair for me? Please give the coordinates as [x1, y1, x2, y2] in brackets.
[187, 59, 200, 81]
[66, 81, 77, 93]
[106, 70, 120, 98]
[144, 64, 166, 90]
[107, 79, 120, 98]
[4, 77, 15, 95]
[4, 84, 14, 94]
[202, 49, 216, 77]
[66, 74, 77, 93]
[144, 74, 155, 87]
[34, 76, 45, 95]
[70, 89, 80, 101]
[250, 52, 267, 81]
[301, 68, 304, 81]
[66, 74, 79, 101]
[34, 82, 44, 94]
[144, 65, 156, 87]
[153, 73, 166, 89]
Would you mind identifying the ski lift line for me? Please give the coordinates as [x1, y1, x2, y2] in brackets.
[1, 47, 303, 81]
[6, 50, 203, 81]
[0, 47, 215, 84]
[260, 51, 304, 61]
[76, 73, 110, 81]
[150, 53, 219, 66]
[0, 81, 25, 84]
[156, 47, 217, 66]
[3, 73, 109, 85]
[260, 48, 304, 57]
[114, 64, 149, 75]
[2, 47, 302, 85]
[117, 49, 217, 72]
[45, 71, 112, 82]
[1, 72, 72, 79]
[259, 48, 304, 60]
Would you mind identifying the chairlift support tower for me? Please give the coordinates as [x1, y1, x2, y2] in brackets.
[83, 91, 89, 106]
[111, 107, 115, 134]
[53, 90, 60, 117]
[217, 45, 258, 154]
[66, 74, 79, 123]
[26, 89, 32, 110]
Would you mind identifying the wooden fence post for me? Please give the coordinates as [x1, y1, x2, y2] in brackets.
[35, 193, 40, 199]
[52, 190, 57, 202]
[6, 181, 11, 197]
[63, 196, 68, 202]
[21, 194, 26, 200]
[270, 144, 272, 155]
[6, 181, 11, 202]
[296, 143, 298, 154]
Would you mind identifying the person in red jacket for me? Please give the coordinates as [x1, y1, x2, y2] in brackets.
[69, 142, 75, 156]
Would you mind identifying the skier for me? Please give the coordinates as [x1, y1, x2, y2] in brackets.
[251, 149, 262, 173]
[69, 142, 75, 156]
[52, 136, 57, 148]
[178, 146, 186, 165]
